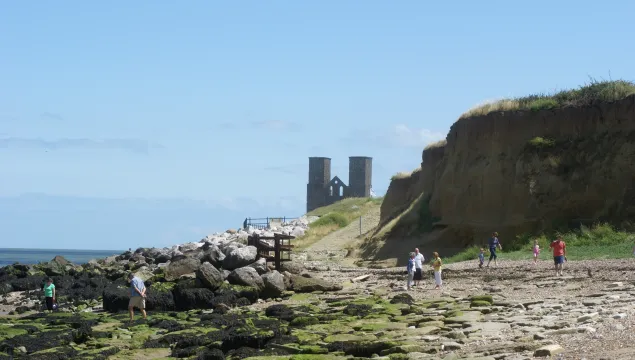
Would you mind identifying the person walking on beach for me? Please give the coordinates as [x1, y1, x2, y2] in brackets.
[406, 252, 415, 291]
[549, 236, 567, 276]
[128, 273, 147, 323]
[43, 278, 55, 312]
[533, 239, 541, 265]
[478, 248, 485, 268]
[486, 232, 502, 267]
[413, 248, 425, 287]
[431, 252, 443, 289]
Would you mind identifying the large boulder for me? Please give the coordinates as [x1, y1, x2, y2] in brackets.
[223, 246, 258, 270]
[280, 261, 305, 275]
[129, 253, 146, 264]
[196, 262, 223, 290]
[227, 267, 264, 290]
[133, 267, 155, 282]
[202, 244, 226, 268]
[42, 256, 71, 276]
[221, 242, 244, 257]
[172, 281, 216, 311]
[289, 274, 342, 293]
[164, 257, 201, 281]
[179, 242, 200, 252]
[52, 255, 71, 266]
[248, 257, 268, 275]
[145, 248, 171, 264]
[261, 270, 285, 298]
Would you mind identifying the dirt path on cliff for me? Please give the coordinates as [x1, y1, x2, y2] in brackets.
[301, 206, 381, 264]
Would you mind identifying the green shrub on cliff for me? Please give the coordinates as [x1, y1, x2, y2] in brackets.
[311, 213, 350, 228]
[528, 136, 555, 148]
[460, 79, 635, 119]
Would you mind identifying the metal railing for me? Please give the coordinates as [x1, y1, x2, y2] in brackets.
[243, 216, 299, 230]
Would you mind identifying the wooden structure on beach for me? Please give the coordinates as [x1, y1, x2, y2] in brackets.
[247, 233, 295, 271]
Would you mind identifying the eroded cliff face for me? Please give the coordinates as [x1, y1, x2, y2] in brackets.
[381, 94, 635, 247]
[379, 145, 445, 227]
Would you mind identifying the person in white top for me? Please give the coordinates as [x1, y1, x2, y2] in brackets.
[413, 248, 425, 287]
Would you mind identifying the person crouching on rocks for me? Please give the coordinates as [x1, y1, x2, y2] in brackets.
[406, 252, 415, 291]
[43, 278, 56, 312]
[431, 252, 443, 289]
[128, 273, 147, 323]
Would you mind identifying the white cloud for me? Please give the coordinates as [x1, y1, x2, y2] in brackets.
[392, 124, 446, 148]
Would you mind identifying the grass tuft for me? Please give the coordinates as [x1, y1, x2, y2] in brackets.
[310, 213, 349, 228]
[460, 79, 635, 119]
[424, 139, 447, 150]
[390, 167, 422, 181]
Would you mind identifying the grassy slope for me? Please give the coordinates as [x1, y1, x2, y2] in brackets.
[460, 79, 635, 119]
[293, 197, 383, 250]
[445, 223, 635, 264]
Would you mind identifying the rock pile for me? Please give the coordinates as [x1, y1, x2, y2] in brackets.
[0, 215, 338, 315]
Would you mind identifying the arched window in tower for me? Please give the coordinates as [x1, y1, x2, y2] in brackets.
[329, 186, 333, 196]
[339, 186, 343, 197]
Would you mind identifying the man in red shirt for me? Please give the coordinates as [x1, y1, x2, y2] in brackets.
[549, 236, 567, 276]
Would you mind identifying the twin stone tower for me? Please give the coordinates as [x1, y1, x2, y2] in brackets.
[306, 156, 373, 213]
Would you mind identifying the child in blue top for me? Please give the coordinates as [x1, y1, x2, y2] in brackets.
[478, 248, 485, 268]
[406, 252, 415, 290]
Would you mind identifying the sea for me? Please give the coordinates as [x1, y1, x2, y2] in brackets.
[0, 248, 124, 267]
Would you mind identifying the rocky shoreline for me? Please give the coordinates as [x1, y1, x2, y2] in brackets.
[2, 218, 635, 359]
[0, 217, 318, 315]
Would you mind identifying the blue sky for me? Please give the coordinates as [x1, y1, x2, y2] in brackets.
[1, 1, 633, 250]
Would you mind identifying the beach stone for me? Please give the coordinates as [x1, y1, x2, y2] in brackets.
[248, 257, 268, 275]
[442, 342, 462, 350]
[261, 270, 285, 298]
[577, 312, 599, 323]
[445, 311, 482, 324]
[223, 246, 258, 270]
[202, 244, 226, 268]
[534, 344, 564, 357]
[289, 274, 342, 293]
[280, 261, 305, 274]
[164, 257, 201, 281]
[133, 268, 154, 282]
[228, 267, 264, 290]
[42, 256, 71, 276]
[145, 248, 171, 264]
[196, 262, 223, 290]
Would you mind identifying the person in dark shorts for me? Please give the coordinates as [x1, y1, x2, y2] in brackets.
[43, 278, 56, 312]
[486, 232, 503, 267]
[549, 236, 567, 276]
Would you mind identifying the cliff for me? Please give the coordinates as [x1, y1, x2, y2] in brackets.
[374, 83, 635, 257]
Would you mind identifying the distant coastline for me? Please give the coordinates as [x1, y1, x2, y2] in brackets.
[0, 248, 124, 267]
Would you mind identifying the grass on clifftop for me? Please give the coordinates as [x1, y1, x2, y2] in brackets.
[445, 223, 635, 264]
[294, 197, 383, 250]
[390, 167, 421, 181]
[460, 79, 635, 119]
